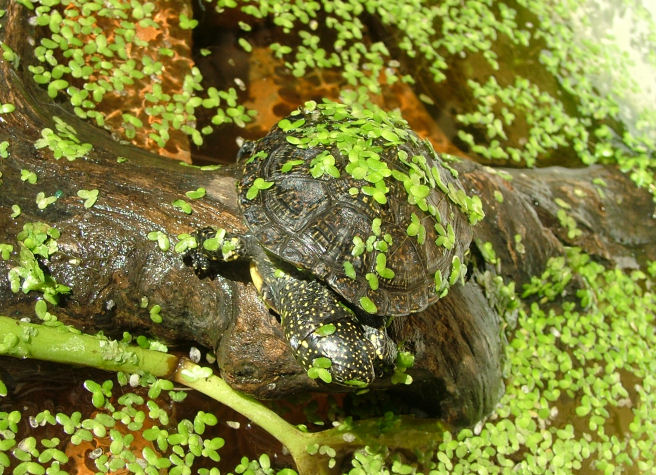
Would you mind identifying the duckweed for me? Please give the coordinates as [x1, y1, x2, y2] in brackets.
[185, 187, 206, 199]
[10, 204, 21, 218]
[147, 230, 171, 251]
[172, 199, 193, 214]
[34, 117, 92, 161]
[0, 370, 233, 474]
[245, 177, 275, 199]
[204, 0, 656, 201]
[76, 188, 98, 208]
[336, 249, 656, 472]
[35, 191, 58, 209]
[307, 357, 333, 384]
[556, 209, 583, 240]
[25, 0, 255, 151]
[28, 0, 653, 201]
[20, 169, 38, 184]
[390, 350, 414, 386]
[149, 304, 162, 323]
[7, 223, 70, 305]
[0, 244, 12, 260]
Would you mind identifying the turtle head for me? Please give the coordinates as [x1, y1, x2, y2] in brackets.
[236, 140, 257, 161]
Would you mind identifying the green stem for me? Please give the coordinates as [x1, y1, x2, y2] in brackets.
[0, 316, 174, 375]
[0, 315, 446, 474]
[174, 359, 322, 473]
[0, 315, 318, 471]
[305, 416, 447, 452]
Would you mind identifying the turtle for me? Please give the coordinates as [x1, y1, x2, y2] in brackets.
[186, 99, 477, 386]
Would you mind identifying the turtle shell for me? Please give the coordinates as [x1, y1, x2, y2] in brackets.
[238, 101, 475, 316]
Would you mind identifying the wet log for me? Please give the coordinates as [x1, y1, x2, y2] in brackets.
[1, 1, 654, 427]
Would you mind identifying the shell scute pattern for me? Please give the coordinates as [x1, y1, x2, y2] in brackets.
[239, 103, 472, 317]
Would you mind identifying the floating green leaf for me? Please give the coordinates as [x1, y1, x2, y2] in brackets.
[36, 191, 58, 209]
[307, 357, 333, 383]
[179, 13, 198, 30]
[0, 103, 15, 114]
[149, 305, 162, 323]
[185, 187, 206, 200]
[172, 199, 192, 214]
[174, 233, 197, 253]
[0, 243, 12, 260]
[238, 38, 252, 53]
[343, 261, 356, 279]
[315, 324, 336, 337]
[147, 231, 170, 251]
[20, 169, 37, 184]
[366, 272, 379, 290]
[281, 159, 304, 173]
[77, 189, 99, 208]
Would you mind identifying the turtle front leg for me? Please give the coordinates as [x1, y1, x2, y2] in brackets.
[272, 274, 397, 386]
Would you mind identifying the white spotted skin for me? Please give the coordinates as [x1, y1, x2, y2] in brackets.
[276, 275, 395, 385]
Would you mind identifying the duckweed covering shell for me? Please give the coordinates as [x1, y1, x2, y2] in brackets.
[239, 100, 478, 316]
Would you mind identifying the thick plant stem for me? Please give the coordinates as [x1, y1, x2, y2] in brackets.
[0, 315, 312, 469]
[0, 316, 175, 375]
[174, 359, 324, 474]
[0, 315, 446, 474]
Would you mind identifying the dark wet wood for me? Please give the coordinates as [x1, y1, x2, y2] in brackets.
[1, 1, 654, 427]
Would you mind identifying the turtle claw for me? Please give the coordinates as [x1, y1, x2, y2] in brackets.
[185, 249, 212, 277]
